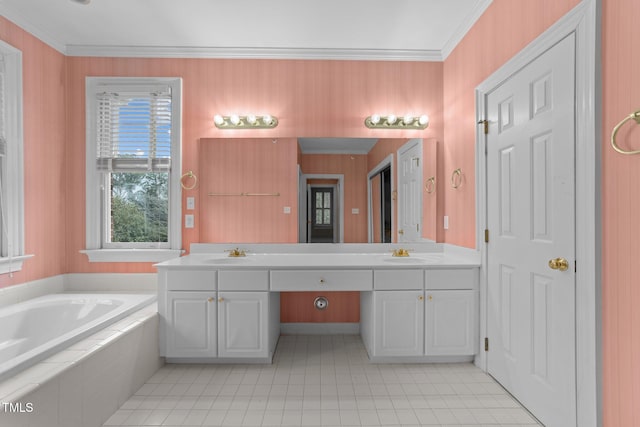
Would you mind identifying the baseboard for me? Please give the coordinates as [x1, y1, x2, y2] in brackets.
[280, 322, 360, 335]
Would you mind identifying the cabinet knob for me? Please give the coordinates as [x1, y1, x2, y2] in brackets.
[418, 295, 424, 301]
[207, 297, 214, 302]
[428, 294, 433, 301]
[319, 278, 325, 284]
[218, 297, 224, 302]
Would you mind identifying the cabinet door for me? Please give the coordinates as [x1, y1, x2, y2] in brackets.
[218, 292, 268, 358]
[425, 290, 476, 356]
[374, 291, 424, 357]
[166, 291, 217, 358]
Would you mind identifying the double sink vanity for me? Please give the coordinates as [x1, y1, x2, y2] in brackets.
[156, 243, 480, 364]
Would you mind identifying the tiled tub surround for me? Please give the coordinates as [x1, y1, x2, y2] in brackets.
[0, 293, 156, 382]
[0, 275, 162, 427]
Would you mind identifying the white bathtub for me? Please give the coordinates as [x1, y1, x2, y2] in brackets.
[0, 293, 156, 382]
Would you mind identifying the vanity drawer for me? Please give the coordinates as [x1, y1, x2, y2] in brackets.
[167, 270, 217, 291]
[270, 270, 373, 291]
[219, 270, 269, 291]
[374, 269, 424, 290]
[425, 269, 478, 290]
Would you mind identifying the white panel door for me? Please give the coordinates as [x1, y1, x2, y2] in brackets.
[486, 34, 576, 427]
[218, 292, 268, 358]
[374, 290, 424, 357]
[397, 139, 422, 242]
[166, 291, 217, 358]
[425, 290, 475, 356]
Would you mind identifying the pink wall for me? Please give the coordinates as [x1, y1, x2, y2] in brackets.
[0, 17, 67, 288]
[601, 0, 640, 424]
[63, 57, 444, 273]
[442, 0, 580, 248]
[199, 138, 298, 243]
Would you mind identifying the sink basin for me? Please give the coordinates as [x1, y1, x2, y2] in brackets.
[206, 257, 252, 264]
[382, 255, 442, 264]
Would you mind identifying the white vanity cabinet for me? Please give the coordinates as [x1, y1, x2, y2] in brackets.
[366, 269, 425, 357]
[217, 270, 278, 359]
[166, 291, 217, 358]
[164, 269, 218, 358]
[424, 269, 478, 357]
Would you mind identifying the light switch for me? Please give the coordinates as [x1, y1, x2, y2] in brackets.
[185, 214, 194, 228]
[186, 197, 195, 210]
[352, 208, 359, 214]
[283, 206, 291, 214]
[444, 215, 449, 230]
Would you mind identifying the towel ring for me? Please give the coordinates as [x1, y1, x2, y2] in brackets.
[425, 177, 436, 194]
[180, 171, 198, 190]
[451, 168, 462, 189]
[611, 110, 640, 155]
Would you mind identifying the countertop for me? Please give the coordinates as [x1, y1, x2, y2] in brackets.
[155, 244, 480, 270]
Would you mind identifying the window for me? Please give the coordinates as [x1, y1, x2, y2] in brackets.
[84, 78, 182, 262]
[0, 42, 29, 275]
[312, 188, 333, 227]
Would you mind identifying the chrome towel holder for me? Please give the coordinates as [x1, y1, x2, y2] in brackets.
[611, 110, 640, 155]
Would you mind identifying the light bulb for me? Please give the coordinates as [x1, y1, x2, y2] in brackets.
[418, 114, 429, 126]
[263, 115, 273, 125]
[230, 114, 240, 125]
[387, 114, 397, 125]
[214, 114, 224, 126]
[370, 114, 381, 125]
[247, 114, 257, 124]
[403, 114, 414, 125]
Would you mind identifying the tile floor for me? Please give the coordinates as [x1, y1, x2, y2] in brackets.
[103, 335, 542, 427]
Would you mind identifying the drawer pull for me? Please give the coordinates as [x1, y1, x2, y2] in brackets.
[218, 297, 224, 302]
[428, 295, 433, 301]
[207, 297, 214, 303]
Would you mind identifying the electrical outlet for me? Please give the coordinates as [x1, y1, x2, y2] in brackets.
[185, 214, 194, 228]
[186, 197, 195, 210]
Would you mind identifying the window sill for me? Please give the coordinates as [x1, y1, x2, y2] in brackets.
[81, 249, 183, 263]
[0, 255, 34, 275]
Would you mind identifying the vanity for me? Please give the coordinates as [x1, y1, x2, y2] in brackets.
[156, 243, 480, 364]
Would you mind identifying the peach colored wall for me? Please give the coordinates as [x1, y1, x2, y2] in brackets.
[442, 0, 580, 248]
[63, 57, 444, 273]
[0, 17, 67, 288]
[602, 0, 640, 424]
[300, 154, 369, 243]
[198, 138, 298, 243]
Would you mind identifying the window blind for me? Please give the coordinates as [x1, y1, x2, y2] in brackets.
[96, 87, 172, 172]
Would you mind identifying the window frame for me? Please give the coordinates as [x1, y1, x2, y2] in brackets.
[84, 77, 183, 262]
[0, 41, 30, 275]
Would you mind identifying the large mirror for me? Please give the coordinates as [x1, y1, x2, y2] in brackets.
[198, 137, 438, 244]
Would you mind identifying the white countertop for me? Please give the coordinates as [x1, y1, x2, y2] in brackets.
[155, 244, 480, 270]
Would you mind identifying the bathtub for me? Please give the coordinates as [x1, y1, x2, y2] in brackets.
[0, 293, 156, 382]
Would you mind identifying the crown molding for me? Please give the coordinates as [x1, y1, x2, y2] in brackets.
[440, 0, 493, 60]
[65, 45, 443, 61]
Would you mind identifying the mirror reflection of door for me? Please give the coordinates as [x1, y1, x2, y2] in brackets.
[308, 186, 337, 243]
[371, 166, 392, 243]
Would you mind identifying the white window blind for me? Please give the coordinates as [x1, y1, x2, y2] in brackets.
[96, 87, 172, 172]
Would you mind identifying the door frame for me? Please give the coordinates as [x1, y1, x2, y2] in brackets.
[367, 154, 395, 243]
[298, 173, 344, 243]
[474, 2, 600, 426]
[307, 183, 338, 243]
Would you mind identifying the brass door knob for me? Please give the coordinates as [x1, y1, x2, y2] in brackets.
[398, 229, 404, 235]
[548, 257, 569, 271]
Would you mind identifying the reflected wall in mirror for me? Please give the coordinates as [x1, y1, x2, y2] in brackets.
[198, 137, 439, 243]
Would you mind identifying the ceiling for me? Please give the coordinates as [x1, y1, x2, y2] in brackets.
[1, 0, 492, 61]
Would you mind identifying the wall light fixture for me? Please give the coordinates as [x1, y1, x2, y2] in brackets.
[365, 114, 429, 129]
[214, 114, 278, 129]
